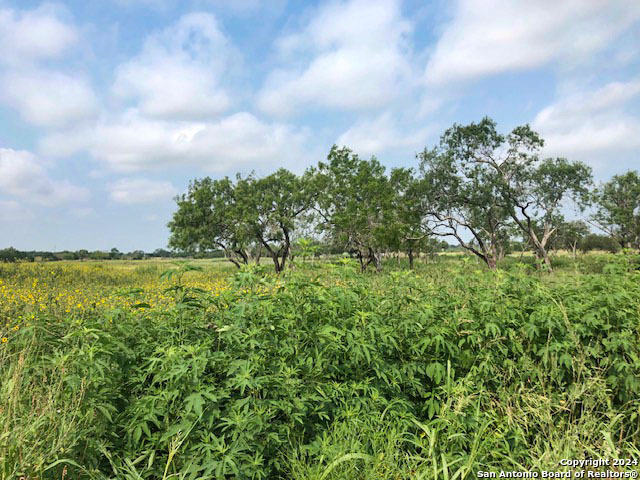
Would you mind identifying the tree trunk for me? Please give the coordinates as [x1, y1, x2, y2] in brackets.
[369, 248, 382, 273]
[224, 248, 245, 268]
[271, 254, 282, 273]
[255, 244, 262, 265]
[534, 248, 553, 271]
[408, 248, 414, 270]
[281, 246, 289, 272]
[357, 250, 366, 273]
[236, 249, 249, 265]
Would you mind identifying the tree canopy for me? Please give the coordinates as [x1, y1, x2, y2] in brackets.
[168, 117, 634, 273]
[592, 171, 640, 250]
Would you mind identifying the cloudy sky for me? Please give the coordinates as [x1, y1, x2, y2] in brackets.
[0, 0, 639, 251]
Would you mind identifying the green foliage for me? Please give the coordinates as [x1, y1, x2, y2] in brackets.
[555, 220, 590, 256]
[241, 168, 311, 273]
[168, 176, 254, 267]
[311, 146, 400, 272]
[580, 234, 622, 254]
[418, 118, 515, 269]
[169, 170, 311, 273]
[2, 257, 640, 479]
[593, 170, 640, 249]
[418, 117, 593, 271]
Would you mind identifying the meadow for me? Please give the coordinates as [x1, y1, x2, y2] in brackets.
[1, 255, 639, 479]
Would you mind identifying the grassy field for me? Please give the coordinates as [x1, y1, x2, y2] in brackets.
[1, 255, 639, 479]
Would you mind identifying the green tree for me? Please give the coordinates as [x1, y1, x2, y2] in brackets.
[418, 130, 512, 269]
[592, 171, 640, 249]
[294, 237, 319, 264]
[420, 117, 592, 271]
[502, 156, 592, 270]
[387, 167, 428, 269]
[89, 250, 110, 260]
[241, 169, 310, 273]
[0, 247, 19, 262]
[579, 233, 621, 253]
[310, 146, 396, 272]
[168, 176, 252, 268]
[555, 220, 590, 258]
[169, 170, 309, 273]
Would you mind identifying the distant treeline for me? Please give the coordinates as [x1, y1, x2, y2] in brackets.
[0, 242, 456, 263]
[0, 233, 622, 264]
[0, 247, 222, 263]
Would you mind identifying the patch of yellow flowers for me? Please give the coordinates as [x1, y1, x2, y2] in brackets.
[0, 262, 229, 343]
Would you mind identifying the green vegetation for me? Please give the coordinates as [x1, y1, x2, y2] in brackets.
[167, 117, 639, 274]
[2, 117, 639, 479]
[2, 255, 639, 479]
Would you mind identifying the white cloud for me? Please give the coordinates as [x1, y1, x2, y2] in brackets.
[205, 0, 285, 14]
[113, 12, 233, 120]
[60, 109, 310, 172]
[0, 4, 78, 66]
[0, 5, 96, 129]
[108, 178, 177, 204]
[532, 80, 640, 171]
[0, 69, 98, 128]
[337, 113, 432, 157]
[38, 126, 95, 158]
[257, 0, 414, 116]
[425, 0, 640, 85]
[0, 148, 89, 205]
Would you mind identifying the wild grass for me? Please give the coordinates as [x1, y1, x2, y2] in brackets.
[1, 255, 639, 479]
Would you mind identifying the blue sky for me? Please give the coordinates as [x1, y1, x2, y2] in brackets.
[0, 0, 639, 251]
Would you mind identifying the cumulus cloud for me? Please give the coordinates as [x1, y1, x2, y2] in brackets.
[36, 11, 312, 174]
[114, 0, 285, 13]
[532, 80, 640, 171]
[0, 148, 89, 205]
[108, 178, 177, 204]
[257, 0, 414, 116]
[49, 110, 308, 172]
[0, 4, 98, 129]
[38, 126, 95, 158]
[113, 12, 234, 120]
[0, 4, 78, 66]
[0, 69, 98, 128]
[425, 0, 640, 85]
[337, 113, 432, 157]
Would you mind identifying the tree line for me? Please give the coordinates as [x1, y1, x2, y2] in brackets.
[0, 247, 224, 263]
[168, 117, 639, 273]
